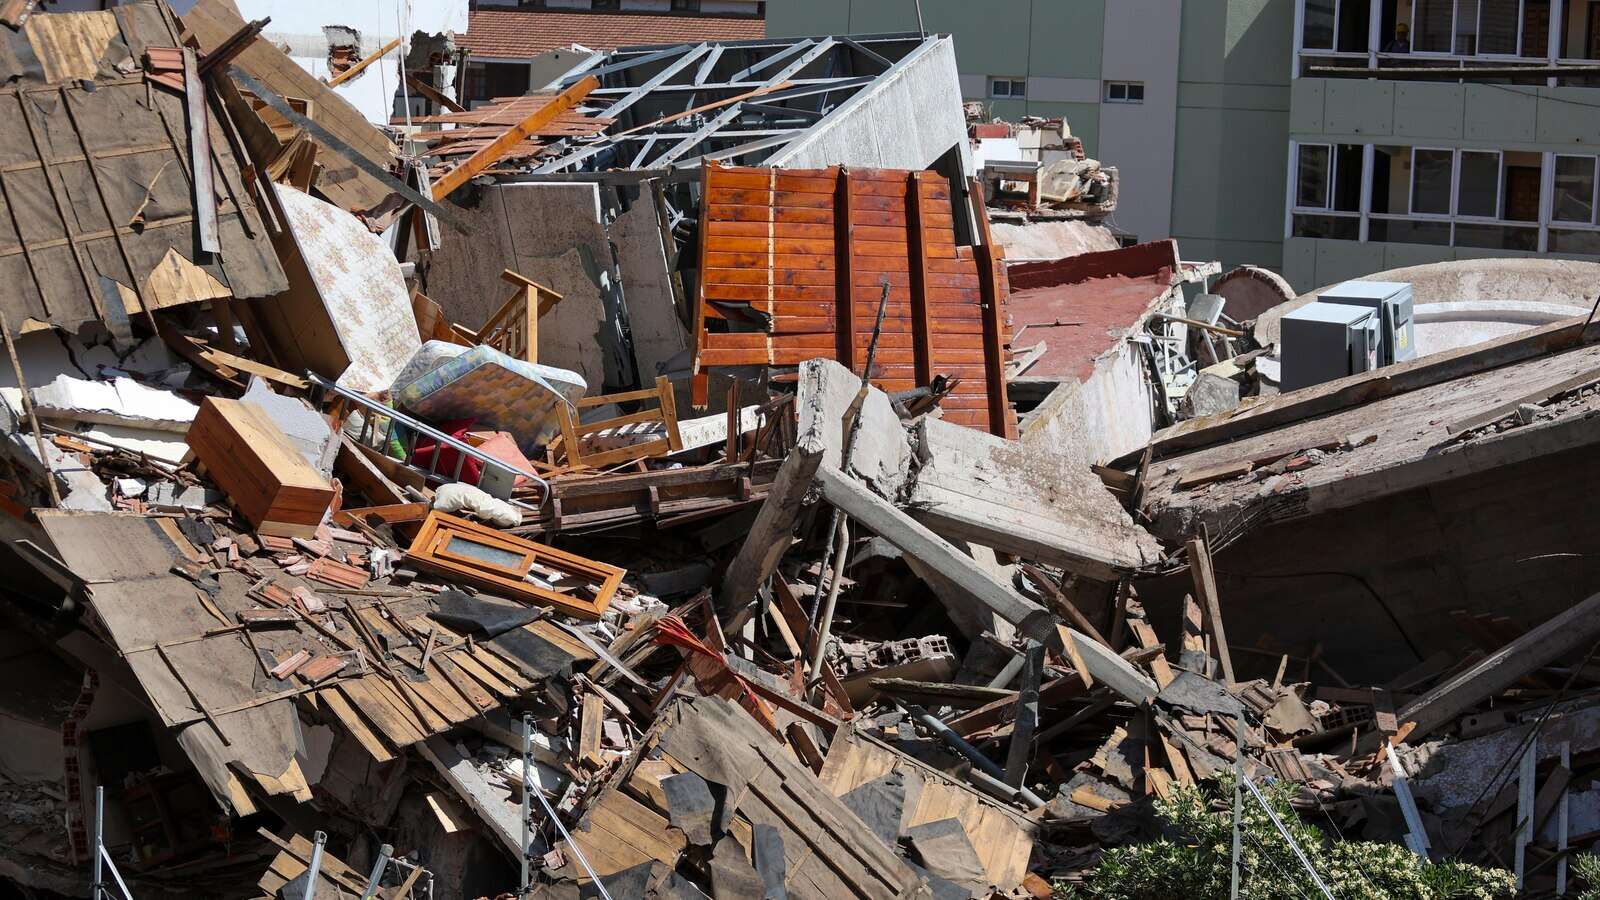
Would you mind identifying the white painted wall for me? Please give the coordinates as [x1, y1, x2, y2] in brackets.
[1096, 0, 1180, 244]
[231, 0, 469, 126]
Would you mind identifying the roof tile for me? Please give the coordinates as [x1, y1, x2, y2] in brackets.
[459, 8, 765, 60]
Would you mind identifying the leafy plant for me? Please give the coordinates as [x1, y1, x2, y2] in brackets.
[1573, 850, 1600, 900]
[1078, 774, 1515, 900]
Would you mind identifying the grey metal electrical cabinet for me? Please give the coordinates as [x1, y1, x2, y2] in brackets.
[1317, 280, 1416, 366]
[1280, 301, 1380, 391]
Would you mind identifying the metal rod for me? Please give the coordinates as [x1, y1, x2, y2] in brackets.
[1239, 772, 1335, 900]
[520, 715, 531, 896]
[966, 767, 1046, 810]
[304, 830, 328, 900]
[360, 843, 393, 900]
[805, 518, 849, 695]
[523, 716, 614, 900]
[902, 702, 1005, 780]
[1231, 715, 1243, 900]
[92, 785, 104, 899]
[805, 280, 891, 641]
[1, 309, 62, 506]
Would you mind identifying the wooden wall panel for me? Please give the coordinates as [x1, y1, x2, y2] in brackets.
[693, 162, 1016, 436]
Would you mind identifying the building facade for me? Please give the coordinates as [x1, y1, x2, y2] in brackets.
[458, 0, 765, 105]
[766, 0, 1297, 277]
[1284, 0, 1600, 290]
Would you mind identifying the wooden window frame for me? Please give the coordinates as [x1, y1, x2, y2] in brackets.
[405, 511, 624, 619]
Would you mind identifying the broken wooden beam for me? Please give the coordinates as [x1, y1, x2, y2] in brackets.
[431, 76, 599, 200]
[720, 439, 823, 611]
[1396, 590, 1600, 742]
[1186, 534, 1235, 686]
[814, 464, 1053, 641]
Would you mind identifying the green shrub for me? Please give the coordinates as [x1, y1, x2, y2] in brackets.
[1076, 774, 1515, 900]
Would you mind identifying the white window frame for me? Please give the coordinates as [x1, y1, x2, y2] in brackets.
[1551, 153, 1600, 226]
[989, 77, 1026, 99]
[1472, 0, 1527, 58]
[1408, 146, 1459, 217]
[1454, 148, 1505, 220]
[1104, 81, 1145, 103]
[1294, 142, 1336, 210]
[1290, 140, 1556, 252]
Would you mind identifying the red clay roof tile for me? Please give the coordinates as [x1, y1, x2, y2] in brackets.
[459, 8, 765, 60]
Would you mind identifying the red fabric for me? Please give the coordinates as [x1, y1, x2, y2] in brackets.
[409, 419, 483, 484]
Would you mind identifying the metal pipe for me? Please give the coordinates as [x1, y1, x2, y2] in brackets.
[305, 830, 328, 900]
[986, 651, 1026, 690]
[805, 518, 850, 697]
[520, 716, 531, 896]
[93, 785, 104, 899]
[967, 768, 1046, 810]
[360, 843, 393, 900]
[1240, 773, 1335, 899]
[902, 702, 1005, 781]
[524, 715, 614, 900]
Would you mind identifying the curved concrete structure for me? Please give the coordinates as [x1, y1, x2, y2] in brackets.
[1257, 258, 1600, 349]
[1213, 265, 1295, 322]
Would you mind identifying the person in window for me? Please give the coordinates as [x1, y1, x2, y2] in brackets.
[1383, 22, 1411, 53]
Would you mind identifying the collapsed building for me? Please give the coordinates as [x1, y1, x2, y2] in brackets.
[0, 2, 1594, 899]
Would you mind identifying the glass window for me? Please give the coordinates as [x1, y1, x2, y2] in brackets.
[1414, 0, 1455, 51]
[1293, 214, 1361, 240]
[1370, 145, 1410, 214]
[1297, 144, 1331, 208]
[1457, 150, 1500, 217]
[1479, 0, 1522, 53]
[1502, 152, 1542, 221]
[1333, 144, 1364, 212]
[1305, 0, 1336, 49]
[1369, 218, 1453, 245]
[1456, 223, 1538, 250]
[1338, 0, 1373, 50]
[442, 534, 527, 570]
[1105, 81, 1144, 103]
[1550, 229, 1600, 253]
[1411, 149, 1454, 214]
[1555, 156, 1597, 224]
[1455, 0, 1481, 54]
[990, 78, 1025, 98]
[1522, 0, 1551, 57]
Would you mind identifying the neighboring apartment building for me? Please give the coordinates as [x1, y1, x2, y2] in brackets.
[457, 0, 765, 105]
[1284, 0, 1600, 289]
[766, 0, 1297, 277]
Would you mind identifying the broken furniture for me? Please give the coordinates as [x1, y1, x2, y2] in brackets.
[404, 511, 624, 620]
[394, 343, 587, 451]
[466, 269, 564, 364]
[186, 397, 335, 539]
[317, 373, 550, 503]
[555, 376, 685, 470]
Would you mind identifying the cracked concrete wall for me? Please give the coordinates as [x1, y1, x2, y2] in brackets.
[425, 183, 632, 392]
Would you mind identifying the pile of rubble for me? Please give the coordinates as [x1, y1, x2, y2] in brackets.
[0, 2, 1594, 899]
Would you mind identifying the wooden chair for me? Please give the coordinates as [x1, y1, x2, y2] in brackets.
[557, 376, 684, 470]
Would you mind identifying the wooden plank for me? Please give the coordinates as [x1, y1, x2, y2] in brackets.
[1395, 590, 1600, 742]
[721, 441, 823, 611]
[836, 168, 856, 371]
[182, 47, 219, 254]
[327, 36, 400, 87]
[319, 686, 395, 761]
[578, 692, 605, 769]
[1186, 534, 1235, 685]
[432, 76, 597, 199]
